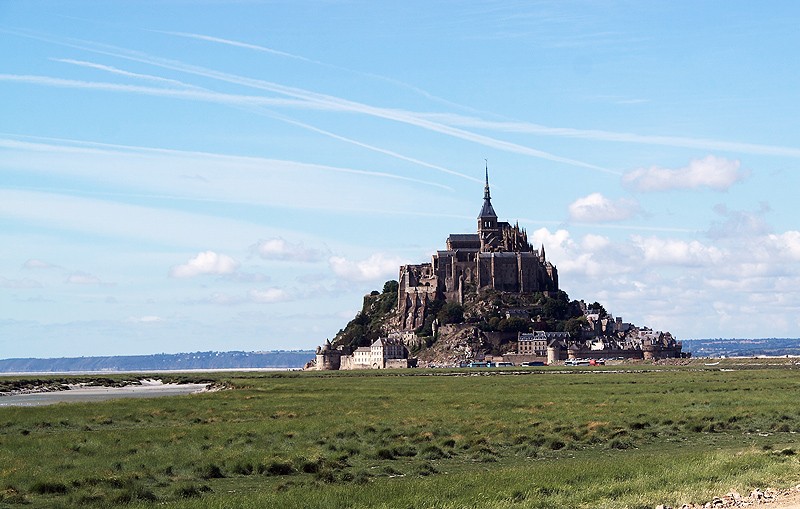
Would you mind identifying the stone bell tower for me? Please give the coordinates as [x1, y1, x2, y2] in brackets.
[478, 165, 500, 252]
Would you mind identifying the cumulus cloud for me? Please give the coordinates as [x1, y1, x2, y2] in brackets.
[623, 156, 748, 192]
[249, 288, 291, 303]
[766, 231, 800, 261]
[252, 237, 325, 262]
[329, 253, 407, 282]
[632, 236, 724, 267]
[505, 225, 800, 338]
[568, 193, 640, 222]
[581, 234, 611, 251]
[529, 228, 632, 278]
[529, 228, 575, 259]
[170, 251, 239, 278]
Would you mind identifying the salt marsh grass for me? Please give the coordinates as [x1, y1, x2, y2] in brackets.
[0, 363, 799, 507]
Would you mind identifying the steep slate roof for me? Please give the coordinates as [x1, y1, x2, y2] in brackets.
[448, 233, 480, 242]
[478, 167, 497, 219]
[447, 233, 481, 249]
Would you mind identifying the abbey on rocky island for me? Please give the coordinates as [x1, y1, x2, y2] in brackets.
[398, 169, 559, 330]
[306, 165, 684, 371]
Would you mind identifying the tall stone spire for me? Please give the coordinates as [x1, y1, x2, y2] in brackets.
[478, 161, 497, 219]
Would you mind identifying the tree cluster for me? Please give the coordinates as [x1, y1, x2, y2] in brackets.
[333, 280, 399, 350]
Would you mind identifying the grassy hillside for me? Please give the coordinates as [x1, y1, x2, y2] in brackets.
[1, 363, 799, 508]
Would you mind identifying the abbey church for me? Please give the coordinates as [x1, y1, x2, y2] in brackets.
[398, 170, 559, 330]
[307, 166, 684, 371]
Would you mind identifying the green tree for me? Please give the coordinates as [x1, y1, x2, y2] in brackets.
[437, 302, 464, 324]
[542, 298, 568, 320]
[565, 316, 587, 338]
[383, 280, 399, 294]
[498, 317, 530, 333]
[589, 301, 607, 317]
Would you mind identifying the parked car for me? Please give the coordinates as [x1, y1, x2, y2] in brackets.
[564, 359, 591, 366]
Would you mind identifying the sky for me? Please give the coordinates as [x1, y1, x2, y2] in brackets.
[2, 1, 800, 359]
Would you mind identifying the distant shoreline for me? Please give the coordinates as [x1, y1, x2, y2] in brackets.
[0, 350, 314, 374]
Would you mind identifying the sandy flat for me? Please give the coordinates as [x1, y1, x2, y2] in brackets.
[0, 381, 209, 407]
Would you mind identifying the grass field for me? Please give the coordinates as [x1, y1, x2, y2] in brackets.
[1, 362, 799, 508]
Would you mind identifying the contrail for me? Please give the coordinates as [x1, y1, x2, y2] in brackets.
[2, 27, 615, 175]
[0, 72, 475, 182]
[154, 30, 321, 64]
[51, 58, 198, 89]
[0, 73, 312, 107]
[158, 30, 493, 116]
[0, 135, 456, 192]
[424, 113, 800, 158]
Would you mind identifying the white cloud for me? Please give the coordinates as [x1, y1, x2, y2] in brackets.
[131, 315, 164, 323]
[170, 251, 239, 278]
[459, 225, 800, 339]
[249, 288, 291, 303]
[529, 228, 575, 260]
[0, 277, 42, 289]
[206, 292, 246, 305]
[253, 237, 325, 262]
[65, 271, 104, 285]
[623, 156, 748, 192]
[22, 258, 57, 270]
[530, 227, 627, 278]
[581, 234, 611, 251]
[186, 288, 291, 304]
[222, 271, 270, 283]
[568, 193, 640, 222]
[766, 231, 800, 261]
[185, 292, 246, 306]
[328, 253, 407, 282]
[632, 236, 724, 267]
[707, 203, 772, 239]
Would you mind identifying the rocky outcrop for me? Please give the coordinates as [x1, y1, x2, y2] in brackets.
[656, 485, 800, 509]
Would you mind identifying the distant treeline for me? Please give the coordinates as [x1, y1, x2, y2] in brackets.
[0, 350, 315, 373]
[682, 338, 800, 358]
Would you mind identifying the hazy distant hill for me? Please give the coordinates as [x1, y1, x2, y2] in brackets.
[0, 350, 314, 373]
[682, 338, 800, 358]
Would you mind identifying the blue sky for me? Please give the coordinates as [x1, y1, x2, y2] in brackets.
[2, 1, 800, 358]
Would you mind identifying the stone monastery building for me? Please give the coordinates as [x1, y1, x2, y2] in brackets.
[314, 336, 410, 370]
[398, 169, 559, 330]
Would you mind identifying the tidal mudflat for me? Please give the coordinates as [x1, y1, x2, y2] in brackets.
[0, 379, 209, 407]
